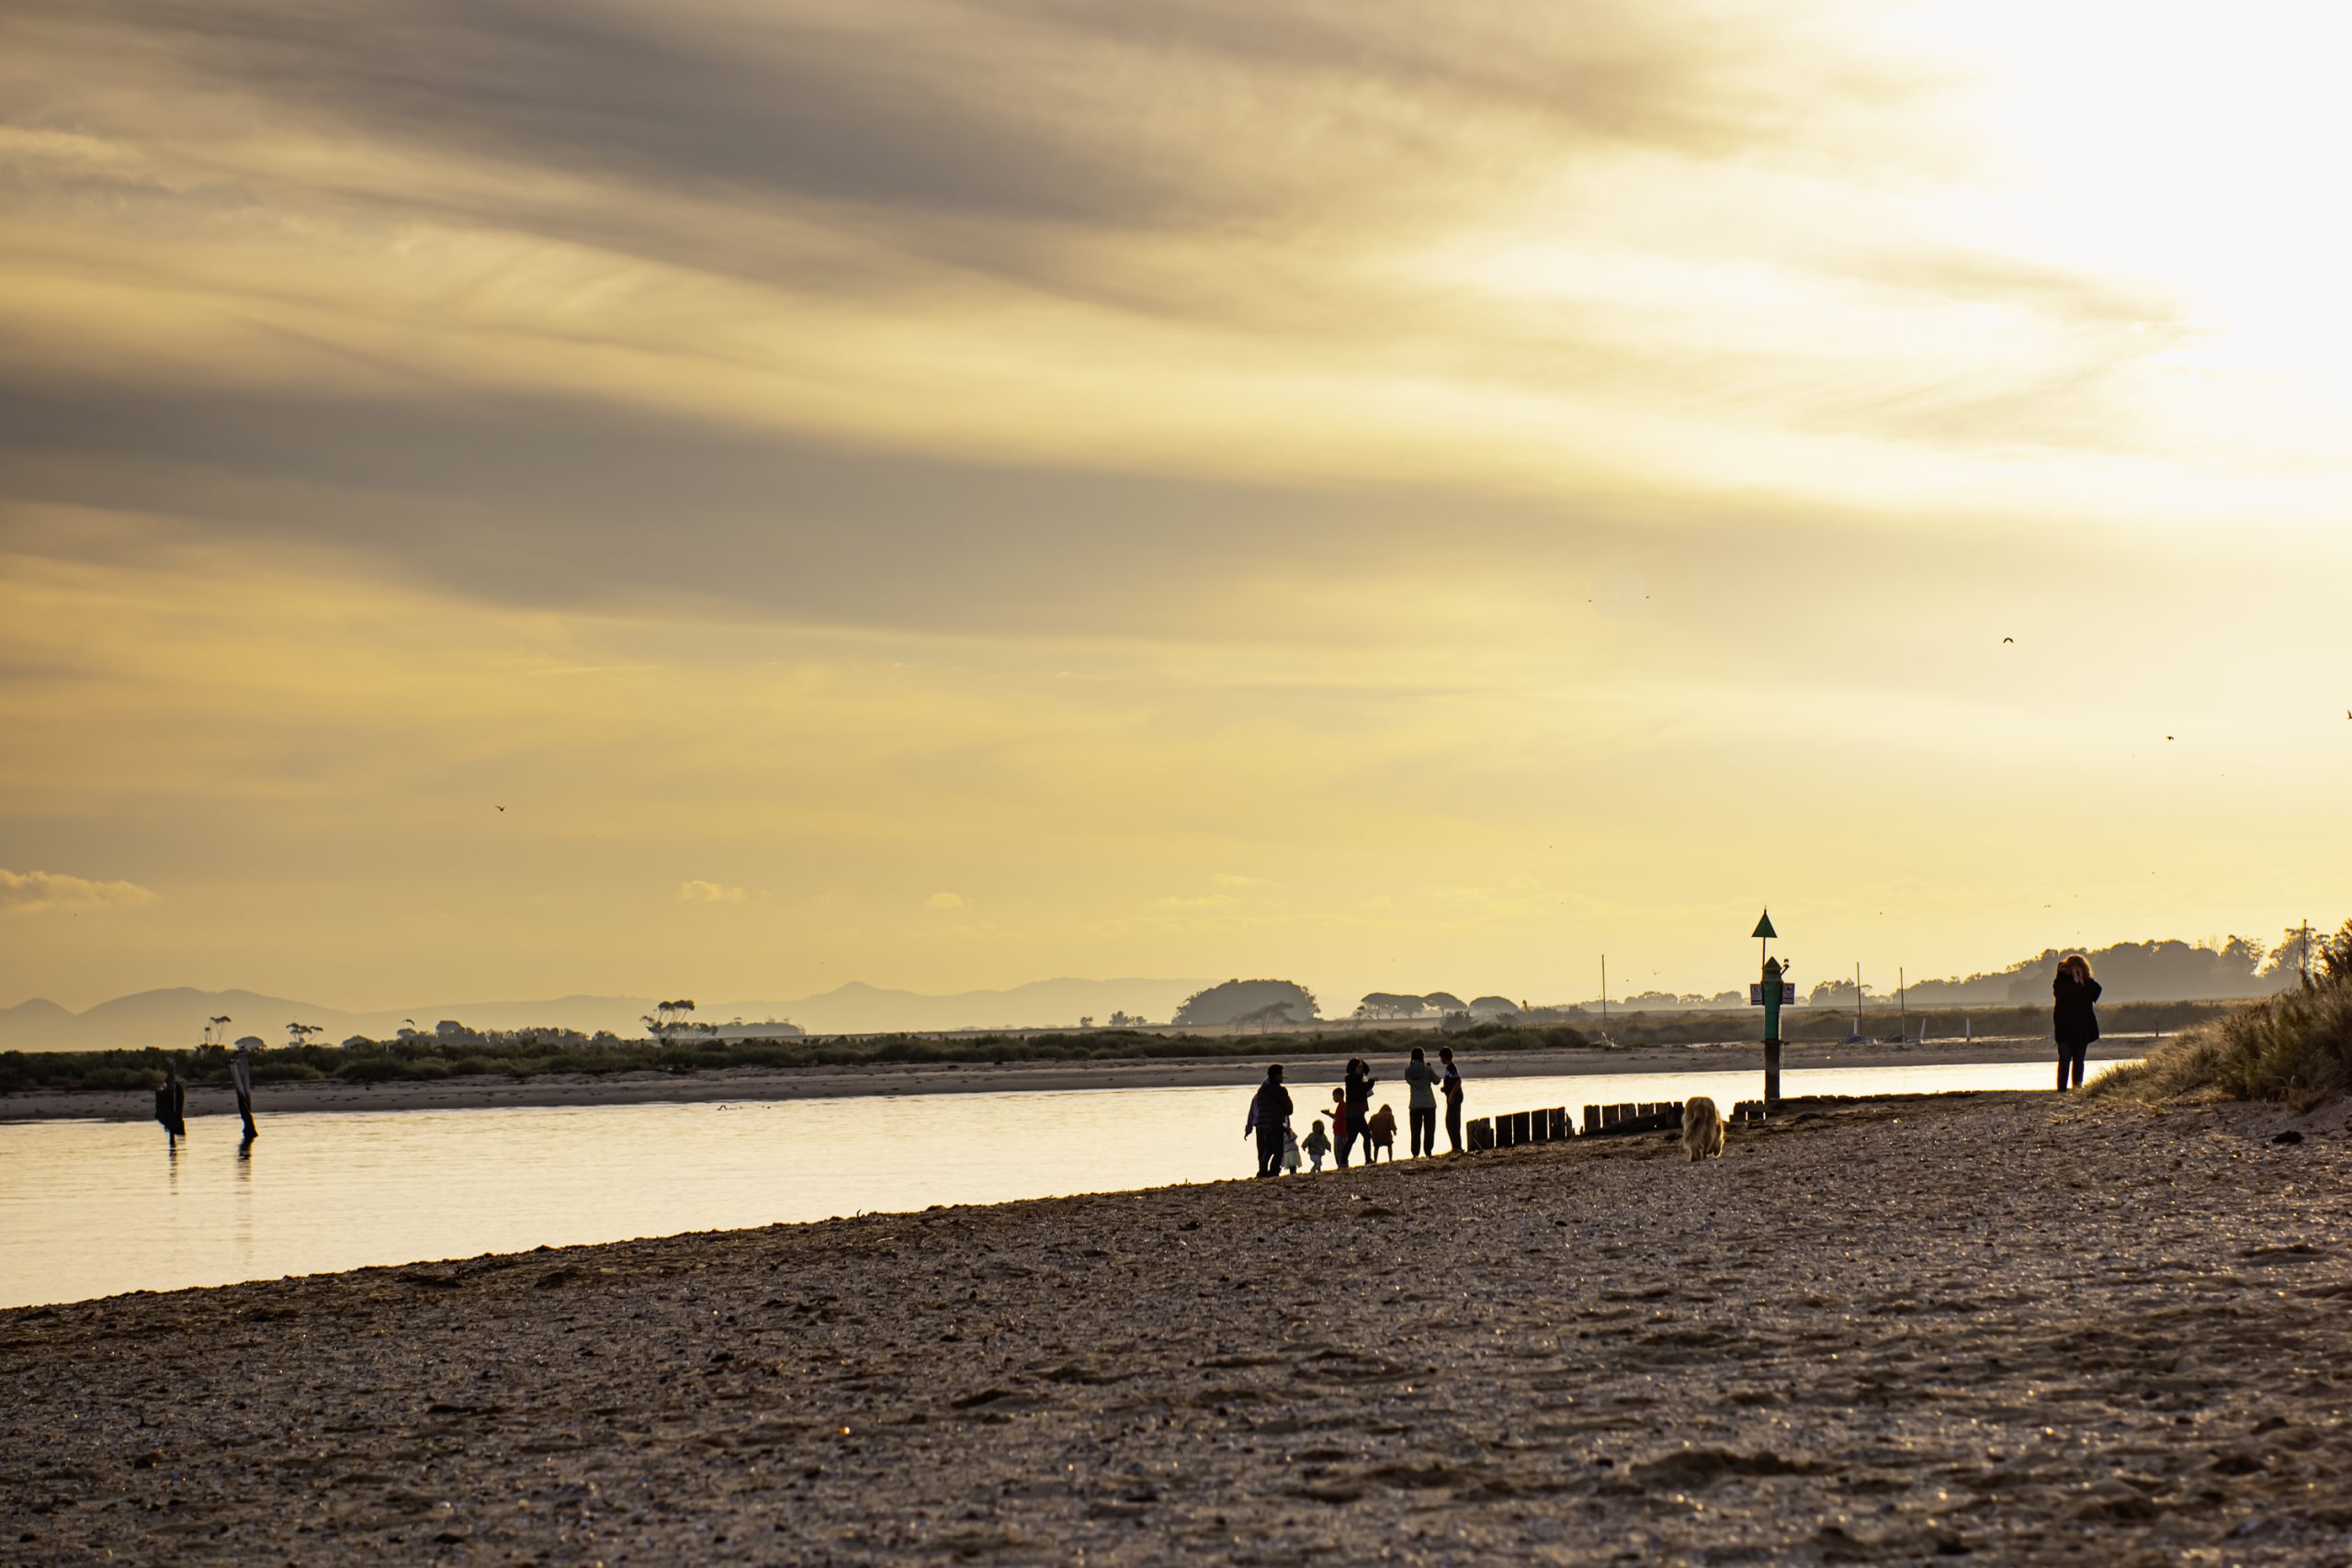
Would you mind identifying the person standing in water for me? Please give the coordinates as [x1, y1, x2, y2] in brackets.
[1329, 1087, 1353, 1169]
[231, 1043, 258, 1142]
[2052, 953, 2101, 1091]
[1245, 1065, 1293, 1178]
[1439, 1045, 1464, 1154]
[1403, 1047, 1439, 1158]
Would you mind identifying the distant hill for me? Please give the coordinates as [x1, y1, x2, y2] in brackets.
[0, 977, 1213, 1052]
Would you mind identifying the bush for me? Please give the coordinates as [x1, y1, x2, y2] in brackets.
[2094, 964, 2352, 1106]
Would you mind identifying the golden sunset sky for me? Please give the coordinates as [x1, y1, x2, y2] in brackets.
[4, 0, 2348, 1013]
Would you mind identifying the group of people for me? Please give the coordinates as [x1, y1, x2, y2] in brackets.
[1244, 954, 2104, 1175]
[1243, 1046, 1466, 1178]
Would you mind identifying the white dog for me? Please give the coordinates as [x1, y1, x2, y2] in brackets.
[1680, 1095, 1725, 1161]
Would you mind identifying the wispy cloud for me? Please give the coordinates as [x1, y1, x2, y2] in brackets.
[676, 879, 754, 903]
[0, 868, 159, 914]
[924, 891, 967, 910]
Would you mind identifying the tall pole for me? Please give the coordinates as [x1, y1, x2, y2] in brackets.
[1854, 962, 1862, 1039]
[1755, 908, 1782, 1111]
[1600, 954, 1608, 1037]
[1899, 966, 1906, 1045]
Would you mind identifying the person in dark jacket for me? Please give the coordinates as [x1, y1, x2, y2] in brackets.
[1342, 1058, 1377, 1165]
[2052, 953, 2101, 1091]
[1245, 1065, 1293, 1178]
[1439, 1045, 1464, 1154]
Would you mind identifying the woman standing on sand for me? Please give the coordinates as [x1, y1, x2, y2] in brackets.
[1403, 1047, 1439, 1158]
[2052, 953, 2101, 1091]
[1343, 1058, 1376, 1166]
[1246, 1065, 1293, 1179]
[1439, 1046, 1464, 1154]
[1329, 1087, 1353, 1169]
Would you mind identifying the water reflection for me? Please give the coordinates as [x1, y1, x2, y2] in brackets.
[0, 1058, 2125, 1310]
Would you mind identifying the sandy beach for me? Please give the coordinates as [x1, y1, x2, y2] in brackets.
[5, 1088, 2346, 1564]
[0, 1037, 2141, 1122]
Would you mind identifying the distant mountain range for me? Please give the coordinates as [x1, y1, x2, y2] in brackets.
[0, 978, 1215, 1053]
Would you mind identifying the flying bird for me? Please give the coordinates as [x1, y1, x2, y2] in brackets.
[2002, 637, 2014, 643]
[496, 805, 506, 812]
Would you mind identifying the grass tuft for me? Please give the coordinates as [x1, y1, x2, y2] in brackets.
[2094, 923, 2352, 1105]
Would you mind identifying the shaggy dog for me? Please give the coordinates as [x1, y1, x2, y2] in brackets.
[1680, 1095, 1725, 1161]
[1364, 1104, 1398, 1162]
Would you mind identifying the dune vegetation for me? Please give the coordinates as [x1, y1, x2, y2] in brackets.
[2094, 922, 2352, 1107]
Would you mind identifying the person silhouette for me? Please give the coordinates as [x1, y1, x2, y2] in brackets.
[1245, 1065, 1293, 1178]
[2052, 953, 2101, 1091]
[1439, 1045, 1465, 1154]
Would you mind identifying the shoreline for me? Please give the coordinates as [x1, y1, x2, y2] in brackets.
[5, 1090, 2346, 1563]
[0, 1035, 2143, 1122]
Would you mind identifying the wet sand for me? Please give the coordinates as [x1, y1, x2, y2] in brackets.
[1, 1037, 2139, 1122]
[6, 1089, 2347, 1564]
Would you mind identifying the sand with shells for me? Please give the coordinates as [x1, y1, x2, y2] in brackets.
[5, 1089, 2348, 1564]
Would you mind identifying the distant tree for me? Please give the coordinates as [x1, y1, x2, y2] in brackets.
[1234, 1001, 1300, 1032]
[1354, 992, 1430, 1021]
[1420, 991, 1467, 1013]
[1172, 979, 1319, 1028]
[1465, 996, 1520, 1020]
[1078, 1016, 1094, 1030]
[2319, 919, 2352, 982]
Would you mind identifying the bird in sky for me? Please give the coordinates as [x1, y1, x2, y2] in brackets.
[2166, 736, 2174, 741]
[496, 805, 506, 812]
[2002, 637, 2014, 643]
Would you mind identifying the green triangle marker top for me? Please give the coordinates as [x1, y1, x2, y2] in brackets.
[1752, 909, 1778, 940]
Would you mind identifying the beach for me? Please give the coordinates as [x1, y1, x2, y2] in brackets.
[0, 1037, 2140, 1122]
[5, 1089, 2347, 1564]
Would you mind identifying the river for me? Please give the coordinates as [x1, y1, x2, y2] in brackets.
[0, 1059, 2116, 1309]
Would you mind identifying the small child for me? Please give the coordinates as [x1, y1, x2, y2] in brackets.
[1302, 1118, 1331, 1173]
[1282, 1122, 1302, 1175]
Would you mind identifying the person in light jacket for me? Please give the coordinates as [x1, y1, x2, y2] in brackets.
[2052, 953, 2101, 1091]
[1403, 1047, 1440, 1157]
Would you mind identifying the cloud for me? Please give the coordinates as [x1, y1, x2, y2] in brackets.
[1209, 872, 1272, 888]
[924, 891, 967, 910]
[676, 879, 753, 903]
[1154, 893, 1238, 911]
[0, 867, 159, 914]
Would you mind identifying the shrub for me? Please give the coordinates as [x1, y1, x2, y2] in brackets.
[2094, 964, 2352, 1105]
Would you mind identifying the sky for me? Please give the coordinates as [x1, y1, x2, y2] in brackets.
[4, 0, 2349, 1015]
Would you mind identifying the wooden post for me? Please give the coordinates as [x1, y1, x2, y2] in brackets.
[1513, 1111, 1532, 1145]
[1582, 1105, 1600, 1135]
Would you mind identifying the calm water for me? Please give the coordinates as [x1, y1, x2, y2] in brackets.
[0, 1060, 2117, 1309]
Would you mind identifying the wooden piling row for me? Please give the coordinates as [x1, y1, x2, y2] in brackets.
[1454, 1096, 1770, 1156]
